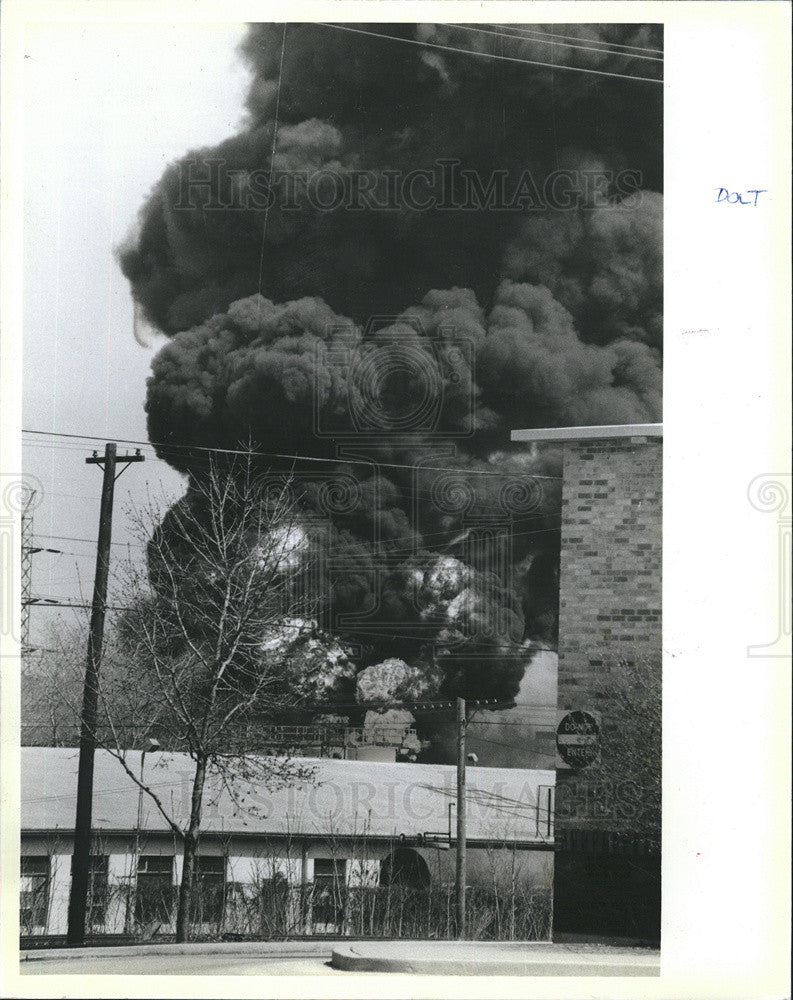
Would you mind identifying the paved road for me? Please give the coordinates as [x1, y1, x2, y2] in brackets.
[21, 940, 660, 977]
[22, 947, 341, 976]
[333, 940, 660, 976]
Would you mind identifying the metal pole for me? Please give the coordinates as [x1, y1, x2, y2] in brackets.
[301, 841, 310, 935]
[128, 748, 146, 935]
[137, 749, 146, 846]
[455, 696, 466, 939]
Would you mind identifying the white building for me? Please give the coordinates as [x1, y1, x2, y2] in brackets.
[21, 747, 555, 940]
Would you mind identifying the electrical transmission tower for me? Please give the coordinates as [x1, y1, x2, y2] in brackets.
[20, 487, 36, 653]
[20, 488, 62, 655]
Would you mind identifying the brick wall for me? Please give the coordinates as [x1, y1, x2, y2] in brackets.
[556, 437, 661, 833]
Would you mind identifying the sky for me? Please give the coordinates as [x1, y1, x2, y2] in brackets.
[22, 21, 250, 645]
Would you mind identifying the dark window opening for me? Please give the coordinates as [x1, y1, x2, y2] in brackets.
[135, 855, 174, 927]
[312, 858, 346, 927]
[20, 856, 50, 932]
[193, 855, 226, 925]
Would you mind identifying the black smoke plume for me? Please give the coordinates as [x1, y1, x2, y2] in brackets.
[119, 23, 663, 726]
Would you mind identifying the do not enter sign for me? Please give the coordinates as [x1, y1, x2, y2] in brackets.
[556, 710, 601, 768]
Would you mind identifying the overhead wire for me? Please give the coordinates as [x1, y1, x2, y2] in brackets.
[22, 429, 562, 481]
[28, 515, 561, 559]
[316, 23, 663, 85]
[21, 699, 551, 717]
[32, 533, 146, 549]
[21, 604, 558, 652]
[491, 23, 664, 56]
[447, 23, 664, 63]
[20, 768, 555, 810]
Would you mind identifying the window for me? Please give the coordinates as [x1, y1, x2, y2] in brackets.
[312, 858, 346, 928]
[20, 856, 50, 933]
[193, 856, 225, 925]
[135, 855, 174, 927]
[70, 855, 109, 930]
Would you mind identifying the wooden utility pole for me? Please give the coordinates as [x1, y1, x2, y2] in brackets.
[67, 443, 144, 945]
[455, 696, 467, 939]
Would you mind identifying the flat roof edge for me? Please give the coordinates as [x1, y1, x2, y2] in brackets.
[511, 423, 663, 443]
[20, 828, 554, 848]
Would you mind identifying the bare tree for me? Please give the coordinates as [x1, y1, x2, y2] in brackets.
[590, 651, 661, 853]
[87, 451, 319, 941]
[22, 621, 137, 747]
[22, 635, 81, 747]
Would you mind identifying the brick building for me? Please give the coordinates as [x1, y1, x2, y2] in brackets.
[512, 424, 662, 942]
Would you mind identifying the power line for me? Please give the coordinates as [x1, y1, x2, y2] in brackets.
[28, 548, 98, 559]
[465, 732, 556, 758]
[32, 533, 145, 549]
[21, 776, 202, 804]
[28, 503, 560, 551]
[22, 429, 563, 480]
[256, 21, 287, 299]
[21, 606, 560, 656]
[27, 504, 562, 567]
[25, 600, 131, 611]
[23, 464, 559, 512]
[28, 521, 561, 562]
[21, 601, 553, 646]
[19, 770, 555, 809]
[350, 522, 561, 558]
[23, 440, 116, 454]
[448, 23, 664, 63]
[25, 489, 107, 504]
[492, 23, 664, 56]
[316, 23, 663, 85]
[21, 703, 553, 721]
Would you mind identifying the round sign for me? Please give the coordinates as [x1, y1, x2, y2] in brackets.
[556, 710, 601, 768]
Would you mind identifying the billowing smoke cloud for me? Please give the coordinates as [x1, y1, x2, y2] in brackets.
[120, 23, 662, 736]
[503, 191, 663, 348]
[121, 23, 662, 335]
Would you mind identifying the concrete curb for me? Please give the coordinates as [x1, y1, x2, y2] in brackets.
[21, 939, 661, 978]
[330, 941, 661, 976]
[21, 940, 334, 963]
